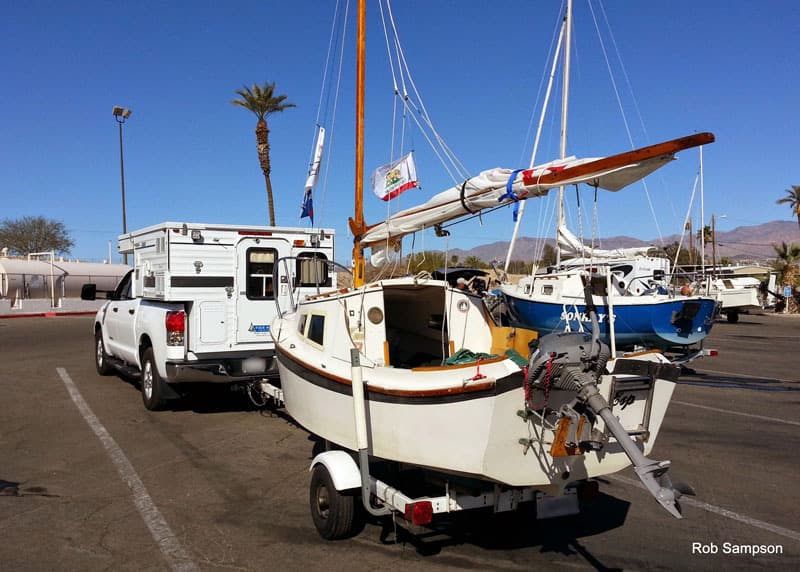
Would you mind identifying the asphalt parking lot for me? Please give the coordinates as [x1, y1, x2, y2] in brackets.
[1, 312, 798, 571]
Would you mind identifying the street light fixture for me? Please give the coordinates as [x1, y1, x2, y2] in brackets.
[113, 106, 132, 264]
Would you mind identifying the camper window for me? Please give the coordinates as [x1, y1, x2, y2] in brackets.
[295, 252, 330, 287]
[246, 248, 277, 300]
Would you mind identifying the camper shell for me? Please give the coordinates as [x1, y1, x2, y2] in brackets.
[85, 221, 335, 410]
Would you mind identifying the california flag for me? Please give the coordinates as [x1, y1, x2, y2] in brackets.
[371, 152, 418, 201]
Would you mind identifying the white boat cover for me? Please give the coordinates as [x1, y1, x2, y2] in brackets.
[360, 152, 674, 246]
[557, 223, 653, 261]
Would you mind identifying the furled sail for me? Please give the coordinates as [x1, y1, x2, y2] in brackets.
[557, 223, 653, 261]
[357, 133, 713, 247]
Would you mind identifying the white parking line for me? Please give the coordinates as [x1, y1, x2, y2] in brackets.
[673, 400, 800, 427]
[609, 474, 800, 543]
[56, 368, 199, 572]
[687, 367, 798, 384]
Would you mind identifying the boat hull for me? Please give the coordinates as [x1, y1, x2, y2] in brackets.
[502, 292, 718, 348]
[275, 340, 676, 488]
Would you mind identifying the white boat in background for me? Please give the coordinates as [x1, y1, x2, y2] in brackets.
[695, 274, 761, 323]
[269, 0, 698, 539]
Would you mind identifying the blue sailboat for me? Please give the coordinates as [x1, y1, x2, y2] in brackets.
[500, 248, 718, 349]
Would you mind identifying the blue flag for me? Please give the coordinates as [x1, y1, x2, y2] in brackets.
[300, 187, 314, 224]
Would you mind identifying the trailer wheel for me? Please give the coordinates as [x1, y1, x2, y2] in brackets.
[141, 347, 169, 411]
[309, 464, 358, 540]
[94, 329, 114, 376]
[726, 310, 739, 323]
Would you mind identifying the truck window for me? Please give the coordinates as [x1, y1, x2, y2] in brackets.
[295, 252, 330, 287]
[114, 271, 134, 300]
[246, 248, 277, 300]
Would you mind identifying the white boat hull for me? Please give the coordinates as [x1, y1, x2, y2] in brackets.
[276, 335, 676, 488]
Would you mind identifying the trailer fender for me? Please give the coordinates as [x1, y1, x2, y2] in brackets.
[310, 450, 361, 492]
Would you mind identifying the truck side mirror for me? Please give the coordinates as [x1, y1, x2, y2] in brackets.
[81, 283, 97, 301]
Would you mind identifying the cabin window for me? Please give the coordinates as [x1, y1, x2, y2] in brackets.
[298, 313, 308, 335]
[307, 314, 325, 346]
[610, 264, 634, 277]
[246, 248, 277, 300]
[295, 252, 331, 287]
[541, 285, 554, 296]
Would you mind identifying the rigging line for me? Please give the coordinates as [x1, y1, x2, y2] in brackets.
[317, 0, 351, 229]
[673, 171, 700, 269]
[315, 0, 343, 127]
[596, 0, 649, 143]
[518, 1, 567, 167]
[398, 101, 462, 184]
[378, 0, 400, 95]
[589, 0, 665, 244]
[386, 4, 469, 180]
[394, 80, 465, 180]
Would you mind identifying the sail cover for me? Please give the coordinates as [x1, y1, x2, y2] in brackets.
[359, 153, 673, 246]
[557, 223, 653, 260]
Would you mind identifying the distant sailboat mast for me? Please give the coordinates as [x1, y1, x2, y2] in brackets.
[556, 0, 572, 268]
[503, 8, 567, 273]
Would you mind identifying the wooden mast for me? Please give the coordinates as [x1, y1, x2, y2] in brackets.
[350, 0, 367, 287]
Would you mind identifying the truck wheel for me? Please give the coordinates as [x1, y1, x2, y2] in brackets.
[726, 310, 739, 323]
[95, 329, 114, 376]
[141, 347, 169, 411]
[309, 464, 359, 540]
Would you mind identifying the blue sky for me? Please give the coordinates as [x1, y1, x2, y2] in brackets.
[2, 0, 798, 264]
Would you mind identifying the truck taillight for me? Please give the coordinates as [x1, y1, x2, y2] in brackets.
[165, 311, 185, 346]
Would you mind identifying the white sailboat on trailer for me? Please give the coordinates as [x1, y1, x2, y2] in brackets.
[270, 0, 699, 539]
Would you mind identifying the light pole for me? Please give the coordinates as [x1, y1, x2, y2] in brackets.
[711, 214, 727, 273]
[113, 106, 132, 264]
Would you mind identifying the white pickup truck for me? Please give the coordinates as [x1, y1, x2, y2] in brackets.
[82, 221, 335, 410]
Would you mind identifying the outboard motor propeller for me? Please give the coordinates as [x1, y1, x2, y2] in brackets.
[526, 273, 692, 518]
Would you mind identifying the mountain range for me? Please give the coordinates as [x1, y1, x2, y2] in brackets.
[446, 220, 800, 264]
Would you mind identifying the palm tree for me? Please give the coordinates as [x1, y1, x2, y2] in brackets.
[772, 241, 800, 311]
[232, 82, 296, 226]
[776, 185, 800, 230]
[696, 224, 713, 263]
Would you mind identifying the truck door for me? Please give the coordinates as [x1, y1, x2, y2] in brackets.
[105, 270, 138, 363]
[235, 238, 292, 344]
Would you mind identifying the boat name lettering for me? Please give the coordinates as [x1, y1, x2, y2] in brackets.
[560, 310, 610, 323]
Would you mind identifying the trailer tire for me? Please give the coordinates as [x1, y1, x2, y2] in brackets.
[726, 310, 739, 323]
[94, 329, 114, 376]
[309, 463, 359, 540]
[141, 347, 169, 411]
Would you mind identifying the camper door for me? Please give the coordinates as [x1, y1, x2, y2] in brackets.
[235, 238, 291, 343]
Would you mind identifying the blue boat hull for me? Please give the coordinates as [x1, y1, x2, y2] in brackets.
[502, 294, 718, 348]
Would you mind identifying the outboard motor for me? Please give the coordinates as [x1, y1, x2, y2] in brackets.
[525, 274, 693, 519]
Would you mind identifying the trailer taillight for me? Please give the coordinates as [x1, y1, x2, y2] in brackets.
[403, 501, 433, 525]
[165, 311, 185, 346]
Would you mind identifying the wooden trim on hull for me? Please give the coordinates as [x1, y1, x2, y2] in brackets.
[276, 345, 524, 405]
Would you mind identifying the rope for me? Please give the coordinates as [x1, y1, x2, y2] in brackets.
[526, 357, 553, 410]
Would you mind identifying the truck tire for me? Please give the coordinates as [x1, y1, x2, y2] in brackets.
[95, 329, 114, 376]
[141, 347, 169, 411]
[726, 309, 739, 323]
[309, 464, 359, 540]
